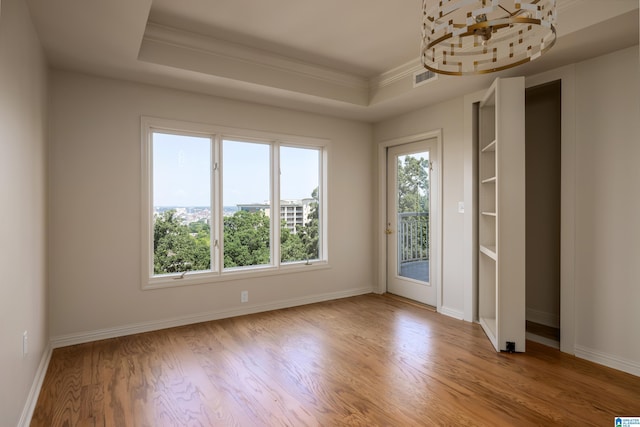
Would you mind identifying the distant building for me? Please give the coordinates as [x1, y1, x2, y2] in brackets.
[236, 203, 272, 218]
[237, 198, 315, 233]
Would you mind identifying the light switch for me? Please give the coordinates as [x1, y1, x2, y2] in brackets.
[458, 201, 465, 213]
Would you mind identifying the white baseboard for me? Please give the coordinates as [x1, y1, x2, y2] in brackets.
[18, 343, 53, 427]
[526, 307, 559, 328]
[439, 305, 464, 320]
[51, 287, 373, 349]
[574, 345, 640, 377]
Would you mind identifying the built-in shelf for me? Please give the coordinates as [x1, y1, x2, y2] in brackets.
[480, 245, 497, 260]
[482, 176, 497, 184]
[477, 77, 526, 353]
[481, 139, 496, 152]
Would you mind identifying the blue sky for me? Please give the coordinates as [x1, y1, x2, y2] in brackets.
[153, 133, 319, 207]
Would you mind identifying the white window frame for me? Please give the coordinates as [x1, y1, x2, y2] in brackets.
[141, 117, 329, 290]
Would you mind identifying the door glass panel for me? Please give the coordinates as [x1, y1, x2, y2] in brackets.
[396, 152, 430, 282]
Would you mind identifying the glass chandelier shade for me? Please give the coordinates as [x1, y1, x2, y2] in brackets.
[421, 0, 557, 76]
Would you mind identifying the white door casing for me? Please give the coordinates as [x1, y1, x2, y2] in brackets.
[376, 130, 442, 311]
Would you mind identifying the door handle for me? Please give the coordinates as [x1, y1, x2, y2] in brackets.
[385, 228, 393, 235]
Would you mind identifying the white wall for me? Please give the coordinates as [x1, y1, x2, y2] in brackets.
[48, 71, 374, 341]
[373, 97, 467, 319]
[572, 46, 640, 373]
[0, 0, 49, 425]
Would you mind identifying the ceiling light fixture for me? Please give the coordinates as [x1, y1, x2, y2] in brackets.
[421, 0, 557, 76]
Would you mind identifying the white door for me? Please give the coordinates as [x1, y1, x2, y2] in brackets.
[387, 140, 437, 306]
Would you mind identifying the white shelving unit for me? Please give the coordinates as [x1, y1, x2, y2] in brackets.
[478, 77, 526, 353]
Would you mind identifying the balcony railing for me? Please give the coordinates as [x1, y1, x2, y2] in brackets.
[398, 212, 429, 263]
[398, 212, 429, 282]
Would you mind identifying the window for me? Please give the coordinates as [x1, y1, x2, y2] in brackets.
[222, 139, 271, 269]
[280, 145, 320, 263]
[141, 118, 328, 289]
[152, 132, 212, 275]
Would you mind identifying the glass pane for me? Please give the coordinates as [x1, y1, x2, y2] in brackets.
[223, 140, 271, 269]
[152, 132, 211, 275]
[280, 146, 320, 263]
[396, 152, 430, 282]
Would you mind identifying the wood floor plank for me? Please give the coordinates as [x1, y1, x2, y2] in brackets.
[31, 294, 640, 426]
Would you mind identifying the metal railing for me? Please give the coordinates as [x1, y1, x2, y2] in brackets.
[398, 212, 429, 263]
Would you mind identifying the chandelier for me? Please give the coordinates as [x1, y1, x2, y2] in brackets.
[421, 0, 557, 76]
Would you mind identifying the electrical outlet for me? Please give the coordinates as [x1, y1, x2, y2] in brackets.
[241, 290, 248, 303]
[22, 331, 28, 357]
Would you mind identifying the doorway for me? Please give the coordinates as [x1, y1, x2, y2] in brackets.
[525, 80, 562, 348]
[386, 140, 437, 306]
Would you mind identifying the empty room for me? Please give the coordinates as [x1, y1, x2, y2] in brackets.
[2, 0, 639, 425]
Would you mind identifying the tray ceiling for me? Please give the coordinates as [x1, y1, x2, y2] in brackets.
[27, 0, 639, 122]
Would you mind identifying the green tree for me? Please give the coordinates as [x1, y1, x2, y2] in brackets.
[280, 219, 306, 262]
[223, 210, 271, 268]
[396, 156, 430, 261]
[397, 155, 429, 213]
[188, 220, 209, 236]
[155, 188, 323, 272]
[153, 210, 210, 274]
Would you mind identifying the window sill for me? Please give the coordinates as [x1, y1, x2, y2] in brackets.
[142, 260, 331, 290]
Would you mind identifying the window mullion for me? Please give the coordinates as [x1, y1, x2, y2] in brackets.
[211, 135, 220, 274]
[320, 147, 327, 261]
[145, 127, 154, 279]
[272, 142, 281, 267]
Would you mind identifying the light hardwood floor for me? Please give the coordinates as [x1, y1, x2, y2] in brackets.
[32, 294, 640, 426]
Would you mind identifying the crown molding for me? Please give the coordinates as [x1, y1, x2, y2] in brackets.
[369, 57, 424, 90]
[142, 22, 369, 92]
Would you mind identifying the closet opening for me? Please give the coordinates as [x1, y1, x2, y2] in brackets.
[525, 80, 562, 348]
